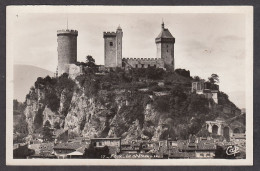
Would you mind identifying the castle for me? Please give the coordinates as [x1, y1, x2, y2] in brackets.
[57, 22, 175, 76]
[56, 23, 221, 103]
[103, 22, 175, 70]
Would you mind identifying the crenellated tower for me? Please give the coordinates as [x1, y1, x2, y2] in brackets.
[57, 29, 78, 76]
[103, 25, 123, 68]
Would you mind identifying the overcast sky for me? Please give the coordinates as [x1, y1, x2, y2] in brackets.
[9, 11, 246, 108]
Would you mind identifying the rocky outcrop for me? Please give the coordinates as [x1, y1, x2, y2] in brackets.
[64, 91, 112, 138]
[24, 99, 38, 134]
[24, 87, 180, 142]
[23, 75, 244, 142]
[42, 107, 61, 127]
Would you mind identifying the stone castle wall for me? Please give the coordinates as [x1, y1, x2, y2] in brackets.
[68, 64, 83, 79]
[57, 30, 78, 76]
[122, 58, 164, 69]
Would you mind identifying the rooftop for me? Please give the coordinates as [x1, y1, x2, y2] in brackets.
[156, 28, 174, 39]
[156, 22, 174, 40]
[90, 137, 121, 140]
[53, 142, 82, 150]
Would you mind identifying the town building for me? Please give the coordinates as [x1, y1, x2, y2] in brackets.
[121, 143, 141, 154]
[205, 117, 245, 141]
[192, 80, 219, 104]
[90, 137, 121, 148]
[28, 142, 54, 156]
[230, 133, 246, 148]
[66, 147, 85, 159]
[194, 142, 216, 158]
[53, 142, 83, 159]
[140, 141, 159, 154]
[90, 138, 121, 156]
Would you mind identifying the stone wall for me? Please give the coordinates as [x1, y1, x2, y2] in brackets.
[68, 64, 83, 79]
[122, 58, 164, 69]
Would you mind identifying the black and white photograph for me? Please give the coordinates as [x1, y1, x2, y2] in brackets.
[6, 6, 253, 165]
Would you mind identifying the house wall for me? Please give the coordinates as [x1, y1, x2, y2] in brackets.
[92, 139, 121, 147]
[195, 151, 215, 158]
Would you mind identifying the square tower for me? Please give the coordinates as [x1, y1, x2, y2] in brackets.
[155, 22, 175, 70]
[103, 26, 123, 68]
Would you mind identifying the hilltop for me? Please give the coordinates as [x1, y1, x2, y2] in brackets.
[13, 65, 243, 144]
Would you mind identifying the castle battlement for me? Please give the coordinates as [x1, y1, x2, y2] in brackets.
[103, 32, 117, 37]
[123, 57, 163, 61]
[57, 29, 78, 36]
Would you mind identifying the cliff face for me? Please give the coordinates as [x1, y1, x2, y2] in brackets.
[24, 99, 38, 134]
[24, 86, 169, 142]
[23, 73, 243, 142]
[64, 91, 111, 138]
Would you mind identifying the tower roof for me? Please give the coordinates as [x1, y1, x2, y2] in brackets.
[156, 28, 174, 39]
[155, 22, 175, 43]
[117, 25, 122, 30]
[156, 26, 174, 39]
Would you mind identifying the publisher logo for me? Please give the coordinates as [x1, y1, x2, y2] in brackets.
[226, 145, 239, 156]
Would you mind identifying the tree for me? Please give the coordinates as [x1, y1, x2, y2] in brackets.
[13, 114, 28, 143]
[154, 96, 170, 113]
[169, 85, 187, 117]
[34, 107, 44, 129]
[42, 121, 54, 142]
[13, 99, 26, 115]
[13, 99, 19, 110]
[208, 74, 219, 84]
[86, 55, 96, 68]
[14, 114, 28, 134]
[196, 127, 210, 137]
[45, 91, 60, 112]
[145, 67, 164, 80]
[193, 76, 201, 81]
[83, 144, 110, 158]
[13, 144, 35, 159]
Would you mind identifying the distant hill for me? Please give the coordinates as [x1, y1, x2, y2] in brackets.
[14, 65, 54, 102]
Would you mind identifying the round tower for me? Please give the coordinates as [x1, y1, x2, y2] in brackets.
[57, 29, 78, 76]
